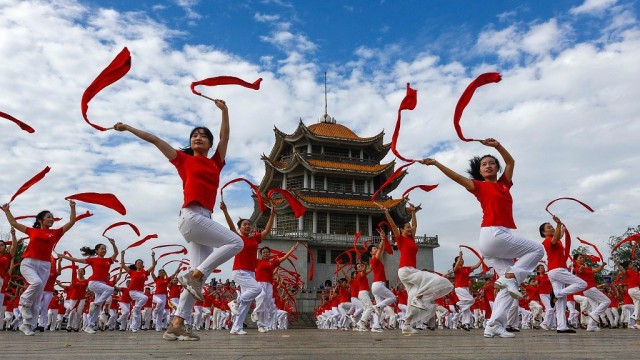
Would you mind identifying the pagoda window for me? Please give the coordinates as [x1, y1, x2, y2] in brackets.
[276, 212, 297, 232]
[358, 215, 369, 236]
[296, 145, 307, 154]
[314, 176, 325, 191]
[312, 145, 322, 154]
[327, 177, 351, 193]
[354, 179, 365, 194]
[330, 249, 343, 264]
[324, 146, 349, 158]
[316, 211, 328, 234]
[302, 214, 312, 232]
[317, 249, 327, 264]
[286, 175, 304, 191]
[330, 213, 357, 235]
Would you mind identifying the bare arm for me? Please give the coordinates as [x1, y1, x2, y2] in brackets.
[58, 254, 88, 265]
[107, 237, 118, 261]
[594, 262, 606, 273]
[1, 204, 28, 234]
[376, 203, 400, 238]
[120, 251, 130, 273]
[113, 123, 177, 161]
[375, 228, 386, 260]
[482, 138, 514, 183]
[470, 259, 483, 271]
[408, 203, 417, 236]
[214, 100, 230, 161]
[219, 201, 237, 233]
[148, 252, 157, 276]
[61, 200, 76, 234]
[550, 215, 563, 245]
[9, 227, 18, 257]
[261, 208, 276, 239]
[453, 251, 464, 272]
[278, 242, 299, 263]
[419, 158, 475, 192]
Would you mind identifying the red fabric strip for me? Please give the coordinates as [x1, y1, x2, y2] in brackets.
[545, 197, 595, 216]
[300, 242, 314, 280]
[633, 241, 638, 260]
[0, 111, 35, 133]
[65, 192, 127, 215]
[370, 162, 414, 201]
[459, 244, 490, 273]
[157, 247, 188, 260]
[151, 244, 183, 251]
[563, 228, 572, 261]
[125, 234, 158, 250]
[103, 221, 140, 236]
[610, 233, 640, 254]
[81, 47, 131, 131]
[576, 237, 603, 262]
[401, 184, 438, 199]
[75, 211, 93, 221]
[267, 188, 306, 218]
[220, 178, 266, 212]
[390, 83, 417, 162]
[376, 221, 394, 255]
[190, 76, 262, 96]
[10, 166, 51, 202]
[454, 72, 501, 142]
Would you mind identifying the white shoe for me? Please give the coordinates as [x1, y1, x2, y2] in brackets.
[586, 326, 601, 332]
[494, 276, 523, 299]
[84, 327, 96, 334]
[258, 326, 268, 333]
[371, 327, 383, 333]
[228, 301, 239, 315]
[230, 329, 247, 335]
[19, 324, 35, 336]
[19, 305, 33, 320]
[402, 325, 417, 334]
[410, 298, 427, 310]
[540, 323, 549, 331]
[484, 324, 515, 338]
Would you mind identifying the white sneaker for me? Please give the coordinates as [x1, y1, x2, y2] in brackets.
[19, 323, 35, 336]
[258, 326, 268, 333]
[84, 327, 96, 334]
[371, 327, 383, 333]
[494, 276, 523, 299]
[19, 305, 33, 320]
[230, 329, 247, 335]
[484, 324, 515, 338]
[228, 300, 239, 315]
[540, 323, 549, 331]
[402, 325, 417, 334]
[586, 326, 601, 332]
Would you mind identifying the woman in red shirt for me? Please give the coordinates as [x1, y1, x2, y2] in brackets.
[534, 264, 554, 330]
[117, 282, 131, 331]
[575, 254, 608, 331]
[120, 250, 156, 332]
[379, 203, 453, 334]
[421, 139, 544, 338]
[59, 238, 118, 333]
[0, 227, 18, 318]
[114, 99, 243, 341]
[151, 266, 180, 332]
[220, 200, 275, 335]
[616, 260, 640, 329]
[1, 201, 76, 336]
[368, 232, 397, 332]
[453, 251, 482, 331]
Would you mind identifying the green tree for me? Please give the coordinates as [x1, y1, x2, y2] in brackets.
[608, 225, 640, 266]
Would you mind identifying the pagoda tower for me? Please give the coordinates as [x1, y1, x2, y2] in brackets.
[250, 107, 439, 294]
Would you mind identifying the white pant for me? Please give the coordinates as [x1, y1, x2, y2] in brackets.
[540, 294, 556, 328]
[584, 287, 610, 328]
[37, 291, 54, 327]
[175, 205, 243, 320]
[357, 290, 376, 328]
[88, 281, 114, 327]
[455, 287, 475, 326]
[152, 294, 167, 331]
[129, 290, 147, 330]
[255, 282, 275, 328]
[628, 287, 640, 320]
[231, 270, 261, 332]
[397, 266, 453, 325]
[19, 258, 51, 327]
[371, 281, 396, 329]
[118, 302, 130, 330]
[548, 268, 587, 330]
[67, 298, 85, 330]
[479, 226, 544, 329]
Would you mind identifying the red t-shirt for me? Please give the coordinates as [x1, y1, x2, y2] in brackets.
[110, 294, 120, 309]
[349, 279, 359, 297]
[523, 284, 539, 303]
[338, 287, 350, 303]
[469, 175, 516, 229]
[536, 274, 552, 294]
[0, 252, 12, 276]
[169, 283, 182, 298]
[542, 237, 566, 270]
[577, 267, 597, 289]
[154, 277, 171, 295]
[449, 290, 459, 303]
[232, 233, 261, 271]
[625, 269, 640, 288]
[370, 256, 387, 283]
[607, 293, 619, 307]
[170, 150, 224, 212]
[71, 278, 89, 300]
[86, 257, 114, 282]
[256, 258, 280, 282]
[454, 266, 472, 288]
[119, 288, 131, 303]
[23, 227, 65, 261]
[128, 270, 150, 292]
[396, 235, 417, 268]
[623, 291, 633, 305]
[397, 289, 408, 305]
[484, 282, 495, 302]
[357, 273, 370, 292]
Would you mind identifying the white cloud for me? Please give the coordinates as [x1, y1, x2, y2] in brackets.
[254, 12, 280, 23]
[570, 0, 618, 15]
[175, 0, 201, 20]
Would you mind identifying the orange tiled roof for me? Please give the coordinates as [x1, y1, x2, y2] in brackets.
[307, 123, 377, 141]
[297, 194, 403, 209]
[306, 159, 391, 173]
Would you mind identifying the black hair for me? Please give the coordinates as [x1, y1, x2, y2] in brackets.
[621, 260, 632, 269]
[0, 240, 6, 247]
[129, 258, 143, 271]
[33, 210, 51, 229]
[539, 223, 550, 238]
[467, 155, 501, 181]
[80, 243, 106, 257]
[453, 255, 461, 268]
[236, 218, 251, 229]
[339, 277, 347, 283]
[573, 253, 581, 261]
[367, 244, 377, 254]
[398, 221, 410, 232]
[179, 127, 214, 155]
[261, 246, 271, 253]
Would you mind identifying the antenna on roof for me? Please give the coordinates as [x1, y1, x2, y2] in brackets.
[319, 71, 335, 124]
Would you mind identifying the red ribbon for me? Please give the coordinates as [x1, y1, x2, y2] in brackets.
[459, 244, 490, 273]
[103, 221, 140, 237]
[401, 184, 438, 199]
[125, 234, 158, 250]
[157, 247, 188, 260]
[454, 72, 502, 142]
[390, 83, 418, 163]
[81, 47, 131, 131]
[75, 211, 94, 221]
[190, 76, 262, 96]
[545, 197, 595, 216]
[10, 166, 50, 202]
[65, 192, 127, 215]
[370, 162, 414, 201]
[0, 111, 35, 133]
[376, 221, 393, 254]
[610, 233, 640, 254]
[633, 242, 639, 260]
[267, 188, 306, 218]
[545, 197, 594, 259]
[213, 269, 222, 273]
[220, 178, 266, 212]
[577, 237, 603, 262]
[300, 242, 314, 280]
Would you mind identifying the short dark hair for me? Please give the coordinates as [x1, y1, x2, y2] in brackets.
[467, 155, 501, 181]
[80, 243, 106, 257]
[237, 218, 251, 229]
[539, 223, 550, 238]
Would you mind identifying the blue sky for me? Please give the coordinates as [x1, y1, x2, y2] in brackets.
[1, 0, 639, 282]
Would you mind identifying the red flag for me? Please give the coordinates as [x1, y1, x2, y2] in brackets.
[81, 47, 131, 131]
[370, 162, 414, 201]
[563, 228, 572, 261]
[190, 76, 262, 96]
[577, 237, 604, 262]
[267, 188, 306, 218]
[103, 221, 140, 237]
[65, 192, 126, 215]
[10, 166, 51, 202]
[125, 234, 158, 250]
[390, 83, 418, 163]
[0, 111, 35, 133]
[545, 197, 594, 216]
[401, 184, 438, 199]
[220, 178, 267, 212]
[459, 244, 490, 273]
[610, 233, 640, 255]
[454, 72, 502, 142]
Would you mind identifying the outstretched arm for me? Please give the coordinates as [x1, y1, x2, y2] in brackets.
[375, 228, 386, 260]
[261, 208, 276, 239]
[58, 253, 88, 265]
[213, 100, 230, 161]
[219, 201, 237, 233]
[1, 204, 27, 234]
[148, 252, 157, 275]
[454, 251, 464, 272]
[376, 203, 400, 238]
[278, 242, 299, 263]
[550, 216, 563, 245]
[113, 122, 177, 161]
[120, 251, 130, 273]
[419, 158, 475, 192]
[9, 227, 18, 257]
[108, 237, 118, 261]
[481, 138, 514, 182]
[61, 200, 76, 234]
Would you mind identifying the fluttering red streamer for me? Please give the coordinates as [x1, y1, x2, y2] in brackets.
[577, 237, 604, 262]
[125, 234, 158, 250]
[459, 244, 490, 273]
[300, 242, 314, 280]
[0, 111, 35, 133]
[65, 192, 127, 215]
[563, 228, 573, 263]
[220, 178, 267, 212]
[10, 166, 51, 202]
[390, 83, 418, 163]
[545, 197, 595, 216]
[370, 162, 414, 201]
[213, 269, 222, 273]
[376, 221, 393, 254]
[75, 211, 93, 221]
[157, 247, 188, 260]
[267, 188, 306, 218]
[81, 47, 131, 131]
[610, 233, 640, 255]
[401, 184, 438, 199]
[544, 197, 594, 259]
[190, 76, 262, 96]
[102, 221, 140, 237]
[453, 72, 501, 142]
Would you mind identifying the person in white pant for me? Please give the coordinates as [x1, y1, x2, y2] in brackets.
[0, 227, 18, 313]
[539, 216, 587, 333]
[614, 260, 640, 329]
[35, 257, 62, 332]
[59, 238, 119, 334]
[1, 201, 77, 336]
[368, 231, 397, 331]
[120, 251, 156, 332]
[452, 251, 483, 331]
[150, 267, 180, 332]
[421, 139, 544, 339]
[114, 99, 243, 342]
[574, 254, 609, 331]
[221, 200, 275, 335]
